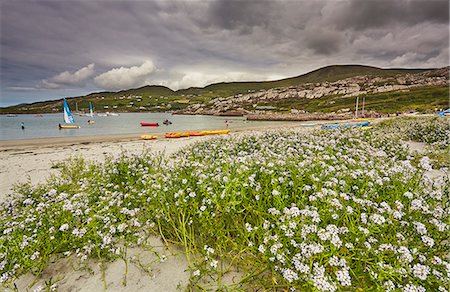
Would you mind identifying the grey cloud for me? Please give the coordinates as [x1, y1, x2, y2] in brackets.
[322, 0, 449, 30]
[304, 29, 345, 55]
[1, 0, 449, 106]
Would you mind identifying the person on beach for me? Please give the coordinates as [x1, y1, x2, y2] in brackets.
[21, 122, 25, 130]
[225, 120, 229, 127]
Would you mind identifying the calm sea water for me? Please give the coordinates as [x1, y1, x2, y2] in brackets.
[0, 113, 285, 141]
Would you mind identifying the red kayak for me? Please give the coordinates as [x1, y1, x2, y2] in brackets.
[140, 122, 159, 127]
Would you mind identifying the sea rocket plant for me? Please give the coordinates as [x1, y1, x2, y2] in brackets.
[0, 121, 449, 290]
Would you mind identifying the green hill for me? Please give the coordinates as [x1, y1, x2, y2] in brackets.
[0, 65, 439, 114]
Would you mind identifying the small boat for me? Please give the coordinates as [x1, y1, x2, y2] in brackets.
[59, 99, 79, 129]
[59, 124, 80, 129]
[165, 132, 182, 138]
[88, 102, 94, 118]
[87, 120, 95, 125]
[140, 122, 159, 127]
[106, 112, 119, 116]
[300, 123, 317, 127]
[437, 109, 450, 117]
[321, 121, 370, 129]
[188, 131, 206, 136]
[163, 120, 172, 125]
[97, 113, 107, 117]
[6, 114, 18, 117]
[141, 135, 158, 140]
[203, 129, 230, 135]
[355, 118, 374, 121]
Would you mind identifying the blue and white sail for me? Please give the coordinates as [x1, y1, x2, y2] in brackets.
[88, 102, 94, 117]
[63, 99, 75, 124]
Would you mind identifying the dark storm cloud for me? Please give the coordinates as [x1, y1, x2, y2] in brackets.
[323, 0, 449, 30]
[1, 0, 449, 106]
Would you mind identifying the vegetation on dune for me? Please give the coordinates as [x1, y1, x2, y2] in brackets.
[1, 117, 449, 291]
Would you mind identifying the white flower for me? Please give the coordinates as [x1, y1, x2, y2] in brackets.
[282, 268, 299, 283]
[403, 283, 426, 292]
[59, 223, 69, 232]
[413, 222, 427, 235]
[419, 156, 432, 171]
[258, 245, 266, 253]
[335, 268, 351, 286]
[412, 263, 430, 280]
[421, 235, 434, 247]
[370, 214, 386, 225]
[210, 260, 218, 269]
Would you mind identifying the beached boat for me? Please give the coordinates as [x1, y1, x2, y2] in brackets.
[188, 131, 206, 136]
[321, 121, 369, 129]
[165, 132, 182, 138]
[437, 109, 450, 117]
[140, 122, 159, 127]
[141, 135, 158, 140]
[59, 99, 79, 129]
[165, 129, 230, 138]
[203, 129, 230, 135]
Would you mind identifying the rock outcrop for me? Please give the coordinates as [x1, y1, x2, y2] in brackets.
[175, 67, 449, 116]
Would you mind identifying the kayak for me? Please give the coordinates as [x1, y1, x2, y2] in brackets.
[165, 132, 182, 138]
[188, 131, 206, 136]
[322, 121, 370, 129]
[140, 122, 159, 127]
[59, 124, 80, 129]
[141, 135, 158, 140]
[203, 129, 230, 135]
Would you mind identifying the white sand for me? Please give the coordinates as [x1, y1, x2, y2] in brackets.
[0, 136, 214, 202]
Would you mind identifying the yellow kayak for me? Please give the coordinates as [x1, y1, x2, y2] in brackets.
[141, 135, 158, 140]
[202, 129, 230, 135]
[59, 124, 80, 129]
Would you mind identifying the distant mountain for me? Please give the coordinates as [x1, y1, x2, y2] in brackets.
[0, 65, 444, 114]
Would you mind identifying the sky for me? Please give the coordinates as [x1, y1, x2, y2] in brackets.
[1, 0, 449, 107]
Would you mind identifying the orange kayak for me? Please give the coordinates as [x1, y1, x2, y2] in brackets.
[165, 132, 182, 138]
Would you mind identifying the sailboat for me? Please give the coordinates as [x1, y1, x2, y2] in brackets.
[59, 99, 80, 129]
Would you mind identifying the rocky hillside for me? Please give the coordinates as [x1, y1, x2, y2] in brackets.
[176, 67, 449, 116]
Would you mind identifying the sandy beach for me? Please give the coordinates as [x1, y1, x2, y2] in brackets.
[0, 121, 318, 201]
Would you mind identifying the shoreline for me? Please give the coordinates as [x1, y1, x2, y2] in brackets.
[0, 119, 334, 151]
